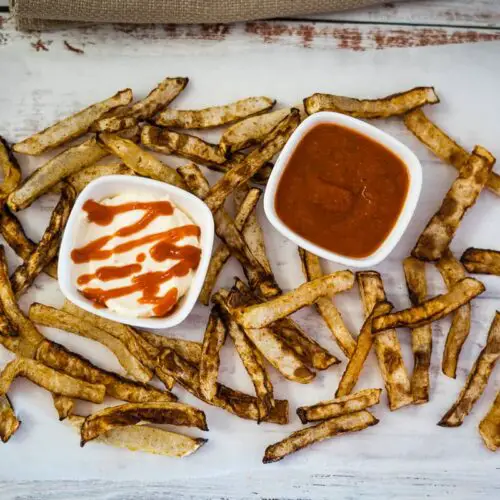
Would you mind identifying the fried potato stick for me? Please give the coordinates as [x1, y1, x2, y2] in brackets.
[404, 109, 500, 197]
[8, 137, 107, 211]
[81, 401, 208, 445]
[98, 133, 185, 188]
[304, 87, 438, 118]
[403, 256, 432, 404]
[373, 277, 485, 332]
[220, 108, 291, 156]
[68, 415, 207, 457]
[66, 163, 135, 193]
[436, 250, 472, 379]
[478, 392, 500, 451]
[297, 388, 382, 424]
[199, 308, 227, 401]
[52, 394, 75, 420]
[199, 186, 261, 305]
[438, 312, 500, 427]
[0, 136, 21, 198]
[298, 248, 355, 358]
[336, 302, 392, 398]
[29, 303, 152, 384]
[139, 331, 202, 366]
[203, 109, 300, 213]
[13, 89, 132, 155]
[263, 410, 379, 463]
[234, 271, 355, 329]
[461, 247, 500, 275]
[0, 394, 20, 443]
[155, 96, 275, 129]
[11, 184, 75, 297]
[412, 146, 495, 261]
[0, 358, 105, 403]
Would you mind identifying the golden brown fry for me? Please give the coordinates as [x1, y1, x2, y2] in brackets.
[142, 126, 226, 165]
[404, 109, 500, 197]
[68, 415, 207, 457]
[0, 394, 20, 443]
[7, 137, 107, 211]
[0, 358, 105, 403]
[91, 112, 138, 133]
[461, 247, 500, 275]
[178, 163, 280, 299]
[0, 207, 58, 279]
[139, 331, 202, 366]
[220, 108, 291, 156]
[263, 410, 379, 463]
[436, 249, 472, 379]
[298, 248, 356, 358]
[11, 185, 75, 297]
[159, 349, 288, 424]
[304, 87, 438, 118]
[199, 308, 227, 401]
[412, 146, 495, 261]
[357, 271, 413, 410]
[66, 162, 135, 193]
[336, 302, 392, 398]
[199, 187, 261, 305]
[203, 109, 300, 213]
[29, 303, 152, 383]
[98, 133, 185, 188]
[373, 277, 485, 332]
[403, 256, 432, 404]
[52, 394, 74, 420]
[155, 96, 275, 129]
[0, 136, 21, 198]
[13, 89, 132, 156]
[81, 402, 208, 445]
[439, 312, 500, 427]
[478, 392, 500, 452]
[234, 270, 355, 329]
[297, 389, 382, 424]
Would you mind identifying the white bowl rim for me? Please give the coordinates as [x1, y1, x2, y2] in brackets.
[263, 111, 422, 268]
[58, 175, 214, 329]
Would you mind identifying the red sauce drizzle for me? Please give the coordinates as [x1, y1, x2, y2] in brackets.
[72, 198, 201, 317]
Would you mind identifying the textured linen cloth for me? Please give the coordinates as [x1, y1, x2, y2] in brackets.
[11, 0, 390, 30]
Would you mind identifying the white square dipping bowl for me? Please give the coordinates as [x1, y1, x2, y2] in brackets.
[263, 111, 422, 268]
[58, 175, 214, 329]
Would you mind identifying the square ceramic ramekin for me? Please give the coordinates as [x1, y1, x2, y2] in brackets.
[263, 111, 422, 268]
[58, 175, 214, 329]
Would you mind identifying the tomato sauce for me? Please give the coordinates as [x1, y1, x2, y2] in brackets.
[275, 123, 409, 258]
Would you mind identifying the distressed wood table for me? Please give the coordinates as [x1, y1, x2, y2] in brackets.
[0, 1, 499, 498]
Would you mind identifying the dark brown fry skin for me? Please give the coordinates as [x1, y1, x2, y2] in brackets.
[52, 394, 75, 420]
[304, 87, 439, 118]
[461, 247, 500, 275]
[436, 249, 472, 379]
[298, 248, 356, 358]
[0, 136, 22, 198]
[373, 277, 485, 332]
[263, 410, 379, 463]
[81, 402, 208, 445]
[178, 163, 280, 299]
[199, 308, 227, 402]
[403, 257, 432, 404]
[0, 394, 20, 443]
[356, 271, 413, 411]
[297, 389, 382, 424]
[159, 349, 288, 424]
[10, 184, 75, 297]
[404, 109, 500, 197]
[0, 206, 58, 279]
[438, 312, 500, 427]
[203, 109, 300, 213]
[412, 145, 495, 261]
[138, 331, 202, 366]
[336, 302, 392, 398]
[478, 392, 500, 451]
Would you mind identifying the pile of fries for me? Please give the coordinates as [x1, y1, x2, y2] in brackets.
[0, 79, 498, 463]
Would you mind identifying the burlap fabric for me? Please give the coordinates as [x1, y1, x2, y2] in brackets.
[11, 0, 389, 30]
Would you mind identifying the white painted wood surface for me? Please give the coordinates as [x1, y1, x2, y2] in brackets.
[0, 2, 500, 498]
